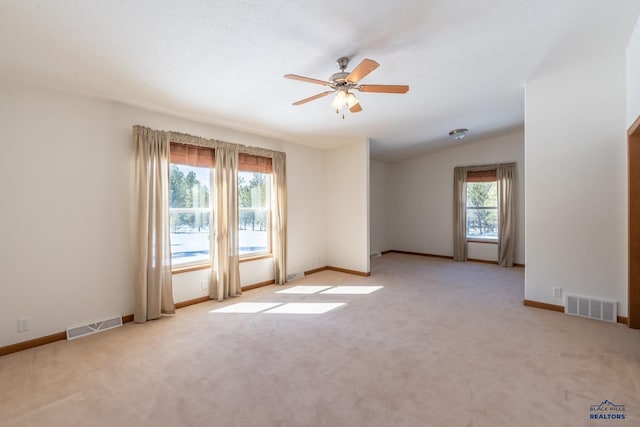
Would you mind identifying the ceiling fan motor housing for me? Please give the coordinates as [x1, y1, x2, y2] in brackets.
[330, 71, 351, 86]
[336, 57, 350, 70]
[331, 57, 357, 89]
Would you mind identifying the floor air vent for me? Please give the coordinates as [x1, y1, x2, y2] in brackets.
[66, 316, 123, 340]
[286, 272, 305, 281]
[565, 294, 617, 323]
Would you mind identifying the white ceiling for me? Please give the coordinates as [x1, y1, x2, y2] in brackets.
[1, 0, 639, 161]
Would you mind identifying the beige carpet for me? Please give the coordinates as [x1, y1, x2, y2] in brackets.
[1, 253, 639, 426]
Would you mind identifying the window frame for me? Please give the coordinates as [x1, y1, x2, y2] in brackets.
[168, 144, 276, 270]
[168, 162, 214, 271]
[465, 170, 499, 243]
[238, 170, 272, 259]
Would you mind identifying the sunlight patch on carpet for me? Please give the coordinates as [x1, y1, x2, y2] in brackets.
[209, 302, 282, 313]
[275, 285, 334, 294]
[320, 286, 384, 295]
[264, 302, 346, 314]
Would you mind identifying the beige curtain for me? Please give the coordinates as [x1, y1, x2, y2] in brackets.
[210, 144, 241, 300]
[271, 152, 287, 285]
[133, 126, 175, 322]
[453, 167, 468, 262]
[497, 164, 515, 267]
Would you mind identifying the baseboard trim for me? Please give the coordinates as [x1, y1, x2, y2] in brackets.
[388, 250, 453, 260]
[242, 279, 276, 291]
[304, 266, 329, 275]
[304, 266, 370, 277]
[175, 296, 211, 309]
[0, 332, 67, 357]
[524, 299, 630, 325]
[386, 250, 525, 267]
[327, 266, 371, 277]
[523, 299, 564, 312]
[467, 258, 525, 268]
[468, 258, 499, 265]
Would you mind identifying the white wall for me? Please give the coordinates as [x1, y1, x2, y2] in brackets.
[388, 129, 525, 264]
[325, 139, 370, 274]
[370, 159, 390, 254]
[628, 16, 640, 128]
[525, 50, 628, 314]
[284, 141, 328, 274]
[0, 81, 329, 346]
[171, 258, 277, 304]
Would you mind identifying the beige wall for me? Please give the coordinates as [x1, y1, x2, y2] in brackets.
[369, 159, 391, 254]
[0, 80, 369, 346]
[325, 139, 370, 274]
[386, 129, 525, 264]
[628, 15, 640, 128]
[525, 43, 628, 314]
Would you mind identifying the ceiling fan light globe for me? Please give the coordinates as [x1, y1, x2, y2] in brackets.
[330, 91, 348, 109]
[346, 93, 360, 108]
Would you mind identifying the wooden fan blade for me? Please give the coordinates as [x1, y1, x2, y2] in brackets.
[347, 59, 379, 83]
[292, 91, 333, 106]
[350, 103, 363, 113]
[284, 74, 330, 86]
[357, 84, 410, 94]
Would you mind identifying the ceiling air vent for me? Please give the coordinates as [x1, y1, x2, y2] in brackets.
[565, 294, 617, 323]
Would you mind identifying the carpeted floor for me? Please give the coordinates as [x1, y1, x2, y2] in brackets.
[1, 253, 639, 426]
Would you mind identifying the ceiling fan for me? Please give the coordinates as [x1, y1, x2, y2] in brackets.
[284, 57, 409, 114]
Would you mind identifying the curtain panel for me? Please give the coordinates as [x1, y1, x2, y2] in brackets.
[497, 164, 515, 267]
[453, 167, 468, 262]
[211, 144, 242, 300]
[133, 126, 175, 322]
[271, 152, 287, 285]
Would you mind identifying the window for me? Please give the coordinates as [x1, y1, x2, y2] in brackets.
[466, 170, 497, 241]
[169, 164, 213, 266]
[169, 143, 215, 268]
[168, 143, 274, 267]
[238, 171, 271, 256]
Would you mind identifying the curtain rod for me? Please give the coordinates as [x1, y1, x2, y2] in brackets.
[454, 162, 516, 171]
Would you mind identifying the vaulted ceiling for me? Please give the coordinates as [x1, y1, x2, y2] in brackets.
[1, 1, 639, 161]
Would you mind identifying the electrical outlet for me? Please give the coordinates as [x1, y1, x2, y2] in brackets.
[552, 287, 562, 298]
[201, 279, 208, 291]
[17, 316, 30, 332]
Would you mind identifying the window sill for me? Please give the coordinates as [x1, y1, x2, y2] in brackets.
[172, 263, 211, 275]
[239, 253, 273, 263]
[467, 239, 498, 244]
[171, 254, 273, 273]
